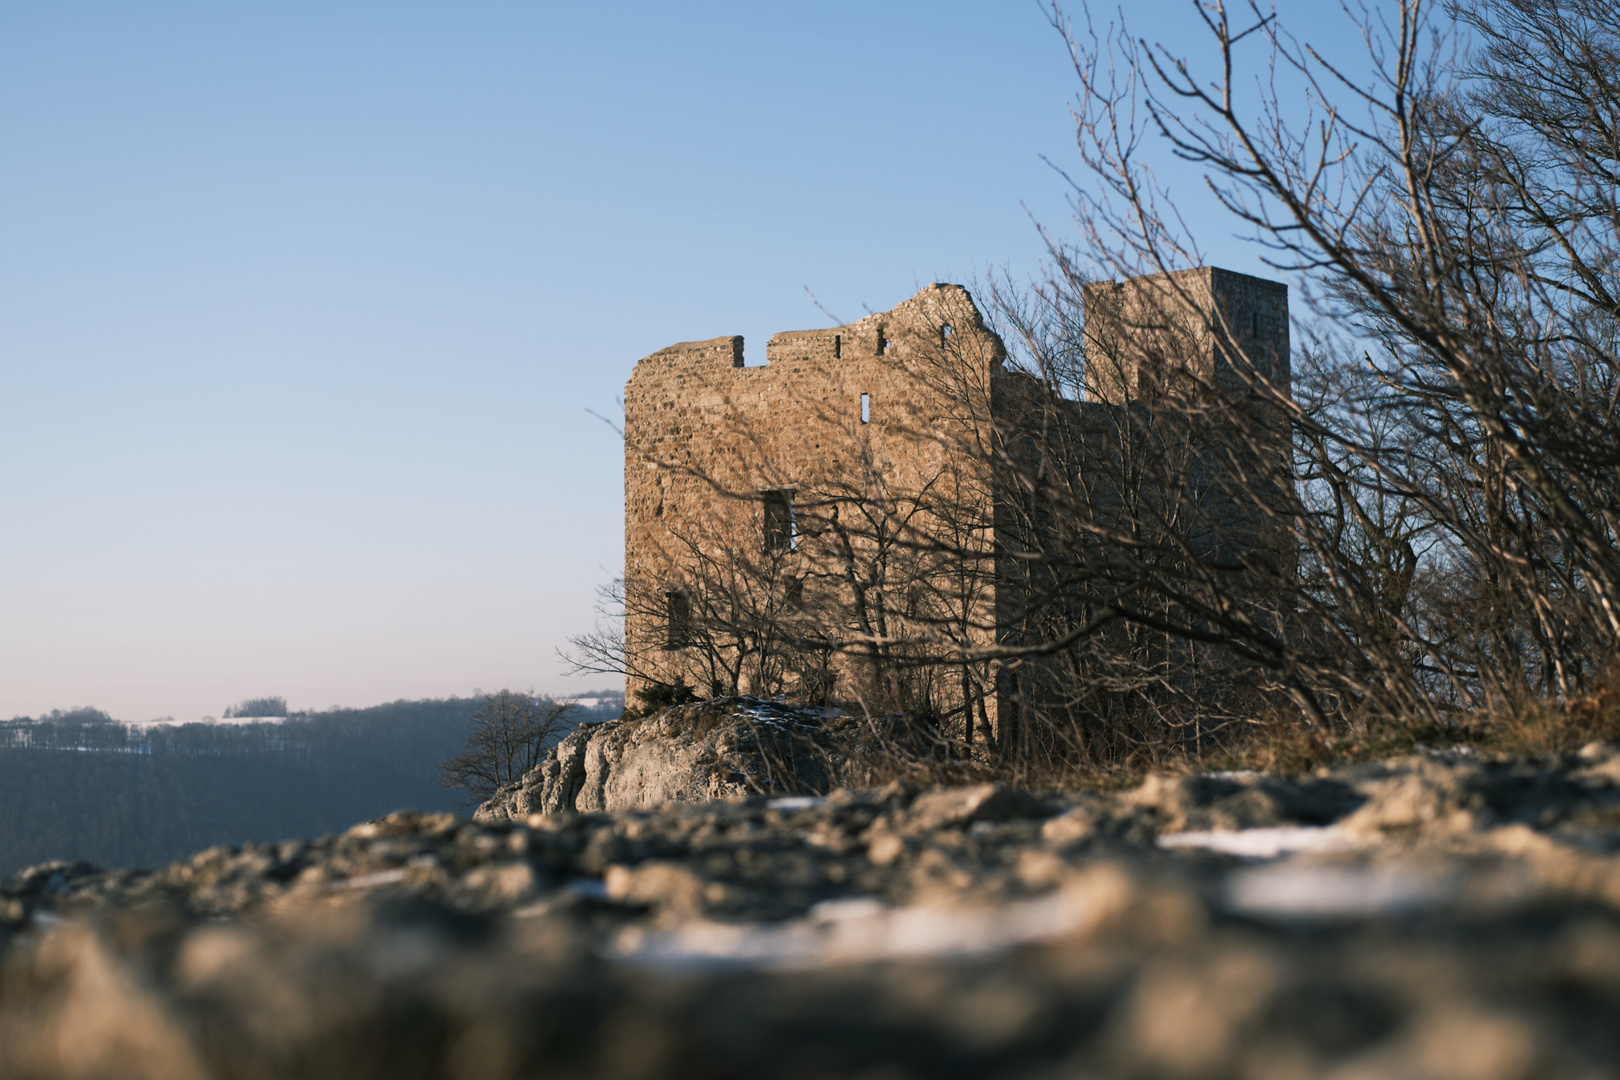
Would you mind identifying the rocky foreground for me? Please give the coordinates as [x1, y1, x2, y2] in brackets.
[6, 735, 1620, 1078]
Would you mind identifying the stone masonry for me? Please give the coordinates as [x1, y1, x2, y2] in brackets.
[622, 268, 1290, 736]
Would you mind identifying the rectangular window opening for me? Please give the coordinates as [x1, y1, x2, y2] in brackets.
[834, 334, 842, 359]
[860, 392, 870, 424]
[665, 591, 692, 649]
[763, 489, 797, 553]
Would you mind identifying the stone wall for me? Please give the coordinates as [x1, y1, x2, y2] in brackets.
[621, 270, 1290, 737]
[623, 284, 1005, 716]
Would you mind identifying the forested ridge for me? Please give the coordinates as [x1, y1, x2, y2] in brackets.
[0, 693, 621, 877]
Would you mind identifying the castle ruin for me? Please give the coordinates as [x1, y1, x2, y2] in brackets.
[623, 267, 1290, 746]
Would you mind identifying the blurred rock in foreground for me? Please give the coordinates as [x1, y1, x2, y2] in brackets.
[7, 743, 1620, 1078]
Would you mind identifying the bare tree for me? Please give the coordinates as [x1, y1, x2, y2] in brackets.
[958, 256, 1314, 776]
[604, 0, 1620, 776]
[1022, 0, 1620, 727]
[439, 690, 574, 805]
[561, 578, 633, 681]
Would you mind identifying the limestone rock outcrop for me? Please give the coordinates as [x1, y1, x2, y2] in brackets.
[474, 697, 844, 821]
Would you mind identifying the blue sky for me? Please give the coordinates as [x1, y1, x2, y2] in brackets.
[0, 1, 1364, 721]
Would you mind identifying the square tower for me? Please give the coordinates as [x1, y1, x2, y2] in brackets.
[1083, 266, 1289, 407]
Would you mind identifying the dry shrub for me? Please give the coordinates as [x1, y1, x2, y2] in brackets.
[923, 663, 1620, 787]
[1475, 674, 1620, 758]
[1199, 715, 1432, 778]
[637, 669, 1620, 798]
[1161, 664, 1620, 779]
[824, 711, 995, 791]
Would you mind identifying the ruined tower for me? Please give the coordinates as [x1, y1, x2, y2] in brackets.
[621, 268, 1290, 737]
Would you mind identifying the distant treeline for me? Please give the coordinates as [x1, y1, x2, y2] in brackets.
[0, 692, 622, 878]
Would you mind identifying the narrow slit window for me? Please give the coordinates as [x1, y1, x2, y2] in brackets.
[877, 330, 889, 355]
[763, 489, 796, 553]
[860, 392, 870, 424]
[665, 591, 691, 649]
[834, 334, 842, 359]
[941, 324, 952, 350]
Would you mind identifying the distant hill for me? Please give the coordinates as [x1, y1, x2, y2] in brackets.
[0, 692, 622, 877]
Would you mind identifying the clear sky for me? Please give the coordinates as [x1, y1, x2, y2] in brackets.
[0, 2, 1367, 721]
